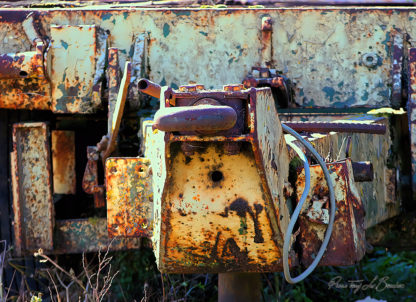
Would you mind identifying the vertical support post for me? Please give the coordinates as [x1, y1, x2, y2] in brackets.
[407, 48, 416, 199]
[218, 273, 262, 302]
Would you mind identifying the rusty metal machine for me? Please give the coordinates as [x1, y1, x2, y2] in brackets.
[0, 1, 415, 300]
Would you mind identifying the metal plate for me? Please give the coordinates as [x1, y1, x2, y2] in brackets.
[50, 25, 105, 113]
[106, 157, 153, 238]
[285, 114, 400, 228]
[296, 159, 366, 266]
[52, 130, 76, 195]
[11, 122, 53, 255]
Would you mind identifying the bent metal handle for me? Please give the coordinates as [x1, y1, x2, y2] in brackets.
[153, 105, 237, 132]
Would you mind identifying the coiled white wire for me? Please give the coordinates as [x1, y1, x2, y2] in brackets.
[281, 123, 336, 284]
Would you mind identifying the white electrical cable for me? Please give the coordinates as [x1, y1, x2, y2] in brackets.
[281, 123, 336, 284]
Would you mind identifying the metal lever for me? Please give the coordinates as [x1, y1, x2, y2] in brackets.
[153, 105, 237, 133]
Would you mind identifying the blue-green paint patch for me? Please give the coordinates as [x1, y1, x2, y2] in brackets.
[112, 19, 116, 25]
[173, 11, 191, 16]
[322, 86, 338, 102]
[102, 13, 112, 21]
[361, 91, 369, 101]
[321, 12, 327, 15]
[410, 16, 414, 21]
[378, 89, 390, 99]
[160, 78, 167, 86]
[228, 58, 234, 65]
[291, 50, 297, 54]
[381, 31, 391, 55]
[299, 88, 304, 97]
[303, 98, 315, 107]
[163, 23, 170, 38]
[380, 24, 387, 31]
[123, 12, 129, 19]
[337, 81, 344, 88]
[61, 40, 68, 50]
[171, 83, 178, 89]
[333, 93, 356, 107]
[199, 31, 208, 36]
[129, 44, 135, 58]
[120, 49, 127, 54]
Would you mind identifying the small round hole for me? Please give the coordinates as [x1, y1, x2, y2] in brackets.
[211, 170, 223, 182]
[138, 80, 148, 90]
[19, 71, 28, 77]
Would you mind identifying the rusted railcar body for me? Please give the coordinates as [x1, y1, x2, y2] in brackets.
[0, 3, 414, 277]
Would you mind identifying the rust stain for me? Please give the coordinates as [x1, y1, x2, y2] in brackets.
[54, 218, 142, 254]
[82, 146, 105, 208]
[296, 159, 366, 266]
[52, 130, 76, 195]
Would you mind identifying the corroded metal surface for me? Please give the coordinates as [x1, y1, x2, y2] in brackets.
[408, 48, 416, 199]
[0, 41, 50, 110]
[54, 218, 141, 254]
[107, 47, 120, 133]
[50, 24, 106, 113]
[153, 105, 237, 132]
[286, 114, 401, 228]
[103, 62, 131, 160]
[147, 86, 292, 273]
[296, 159, 366, 266]
[11, 122, 53, 256]
[106, 157, 153, 238]
[138, 78, 162, 99]
[0, 7, 414, 110]
[391, 29, 404, 109]
[82, 146, 105, 208]
[51, 130, 76, 195]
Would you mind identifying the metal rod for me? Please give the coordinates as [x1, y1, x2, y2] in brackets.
[281, 121, 386, 134]
[153, 105, 237, 132]
[138, 78, 162, 99]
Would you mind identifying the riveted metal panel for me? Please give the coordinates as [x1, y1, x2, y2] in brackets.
[106, 157, 153, 238]
[11, 122, 53, 255]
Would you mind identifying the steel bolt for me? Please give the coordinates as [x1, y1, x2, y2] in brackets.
[179, 84, 205, 92]
[223, 84, 244, 92]
[362, 53, 379, 68]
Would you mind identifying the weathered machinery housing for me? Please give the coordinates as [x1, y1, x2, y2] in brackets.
[0, 2, 415, 296]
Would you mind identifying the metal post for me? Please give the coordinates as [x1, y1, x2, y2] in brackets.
[218, 273, 262, 302]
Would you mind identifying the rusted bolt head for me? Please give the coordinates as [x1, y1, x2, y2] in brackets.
[179, 84, 205, 92]
[261, 17, 273, 31]
[243, 77, 258, 88]
[223, 84, 244, 92]
[362, 53, 379, 68]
